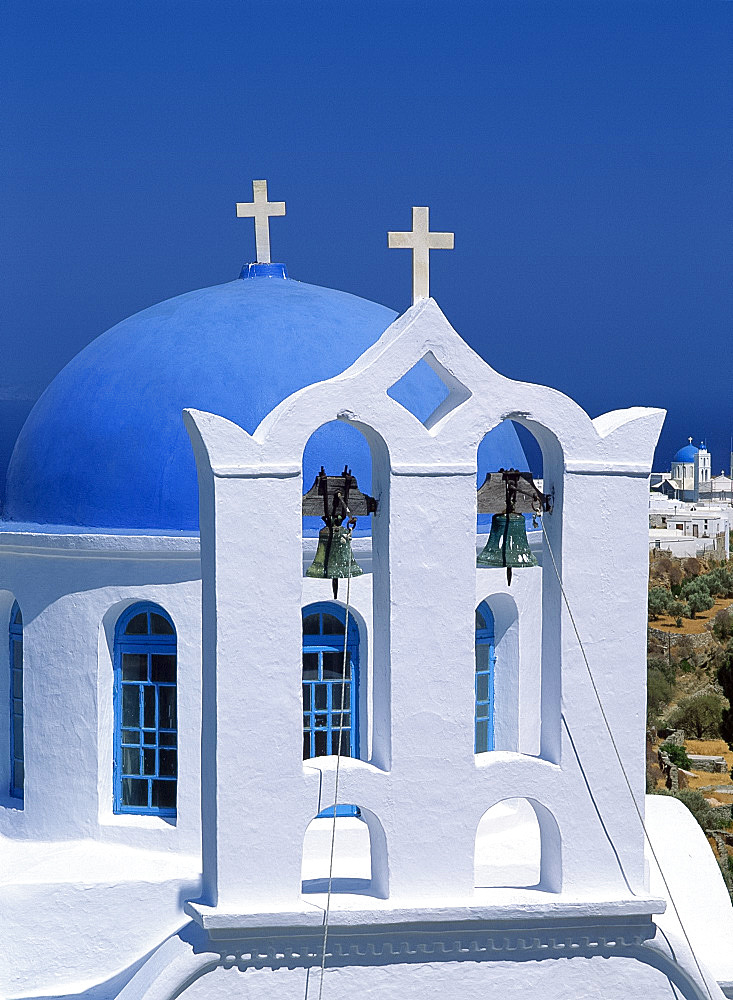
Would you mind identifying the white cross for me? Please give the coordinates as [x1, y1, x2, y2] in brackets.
[236, 180, 286, 264]
[388, 206, 454, 303]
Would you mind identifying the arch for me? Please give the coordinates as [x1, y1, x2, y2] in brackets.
[479, 593, 522, 753]
[302, 602, 361, 819]
[113, 602, 177, 816]
[474, 797, 561, 892]
[9, 600, 23, 800]
[474, 601, 496, 753]
[301, 804, 388, 898]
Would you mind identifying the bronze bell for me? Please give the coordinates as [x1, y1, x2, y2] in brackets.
[476, 468, 548, 585]
[303, 466, 376, 597]
[306, 522, 364, 596]
[477, 512, 538, 583]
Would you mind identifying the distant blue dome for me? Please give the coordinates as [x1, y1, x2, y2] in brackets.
[4, 268, 529, 531]
[673, 444, 699, 464]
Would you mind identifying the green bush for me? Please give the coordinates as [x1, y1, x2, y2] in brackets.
[713, 608, 733, 642]
[648, 587, 672, 620]
[669, 599, 689, 627]
[667, 693, 726, 739]
[687, 590, 714, 619]
[648, 669, 675, 719]
[660, 742, 692, 769]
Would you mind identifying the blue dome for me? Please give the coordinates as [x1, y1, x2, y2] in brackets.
[673, 444, 699, 464]
[4, 269, 529, 531]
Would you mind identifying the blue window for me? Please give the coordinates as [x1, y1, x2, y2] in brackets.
[302, 603, 359, 817]
[9, 601, 23, 799]
[113, 603, 177, 816]
[475, 602, 496, 752]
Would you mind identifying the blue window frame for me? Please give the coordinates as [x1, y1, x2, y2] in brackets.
[113, 603, 177, 816]
[9, 601, 23, 799]
[475, 602, 496, 752]
[302, 603, 359, 817]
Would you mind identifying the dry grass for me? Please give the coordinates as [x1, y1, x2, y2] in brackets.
[651, 596, 733, 635]
[663, 739, 733, 792]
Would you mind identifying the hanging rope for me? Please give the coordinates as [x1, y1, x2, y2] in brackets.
[539, 517, 715, 1000]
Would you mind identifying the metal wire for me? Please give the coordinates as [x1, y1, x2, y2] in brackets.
[316, 531, 353, 1000]
[539, 517, 715, 1000]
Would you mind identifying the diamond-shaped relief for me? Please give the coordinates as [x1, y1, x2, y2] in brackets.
[386, 352, 471, 429]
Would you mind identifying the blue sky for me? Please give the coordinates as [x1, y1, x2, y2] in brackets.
[1, 0, 731, 495]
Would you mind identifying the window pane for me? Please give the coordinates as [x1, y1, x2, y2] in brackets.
[143, 686, 156, 729]
[475, 608, 486, 630]
[122, 686, 140, 727]
[302, 653, 318, 679]
[333, 733, 351, 757]
[322, 651, 348, 678]
[13, 640, 22, 670]
[123, 747, 140, 775]
[122, 777, 148, 807]
[303, 731, 311, 758]
[332, 685, 350, 711]
[302, 683, 312, 711]
[476, 719, 488, 753]
[143, 749, 156, 776]
[122, 653, 147, 681]
[475, 643, 490, 672]
[303, 614, 319, 635]
[314, 685, 327, 711]
[152, 779, 176, 810]
[314, 731, 327, 757]
[151, 654, 176, 683]
[150, 613, 175, 635]
[13, 761, 24, 790]
[122, 729, 138, 746]
[476, 672, 489, 703]
[12, 668, 22, 698]
[125, 612, 149, 635]
[322, 614, 345, 635]
[158, 686, 177, 729]
[159, 749, 177, 777]
[314, 713, 328, 728]
[142, 730, 156, 745]
[12, 606, 22, 626]
[13, 721, 23, 758]
[159, 731, 177, 746]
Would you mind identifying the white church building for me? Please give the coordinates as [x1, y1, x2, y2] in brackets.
[1, 184, 732, 1000]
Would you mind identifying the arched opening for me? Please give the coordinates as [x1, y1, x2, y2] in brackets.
[474, 602, 496, 753]
[301, 417, 390, 768]
[476, 420, 545, 758]
[301, 805, 388, 897]
[113, 602, 177, 816]
[8, 600, 23, 800]
[474, 797, 560, 891]
[476, 593, 524, 754]
[302, 602, 360, 817]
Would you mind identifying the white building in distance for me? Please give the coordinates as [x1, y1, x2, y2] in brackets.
[649, 496, 731, 559]
[2, 188, 732, 1000]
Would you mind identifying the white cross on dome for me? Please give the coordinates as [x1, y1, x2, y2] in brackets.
[236, 180, 286, 264]
[388, 206, 454, 303]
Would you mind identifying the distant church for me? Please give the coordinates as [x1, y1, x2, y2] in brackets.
[652, 438, 712, 502]
[2, 182, 732, 1000]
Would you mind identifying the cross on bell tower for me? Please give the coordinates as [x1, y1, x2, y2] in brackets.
[388, 206, 454, 303]
[236, 180, 286, 264]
